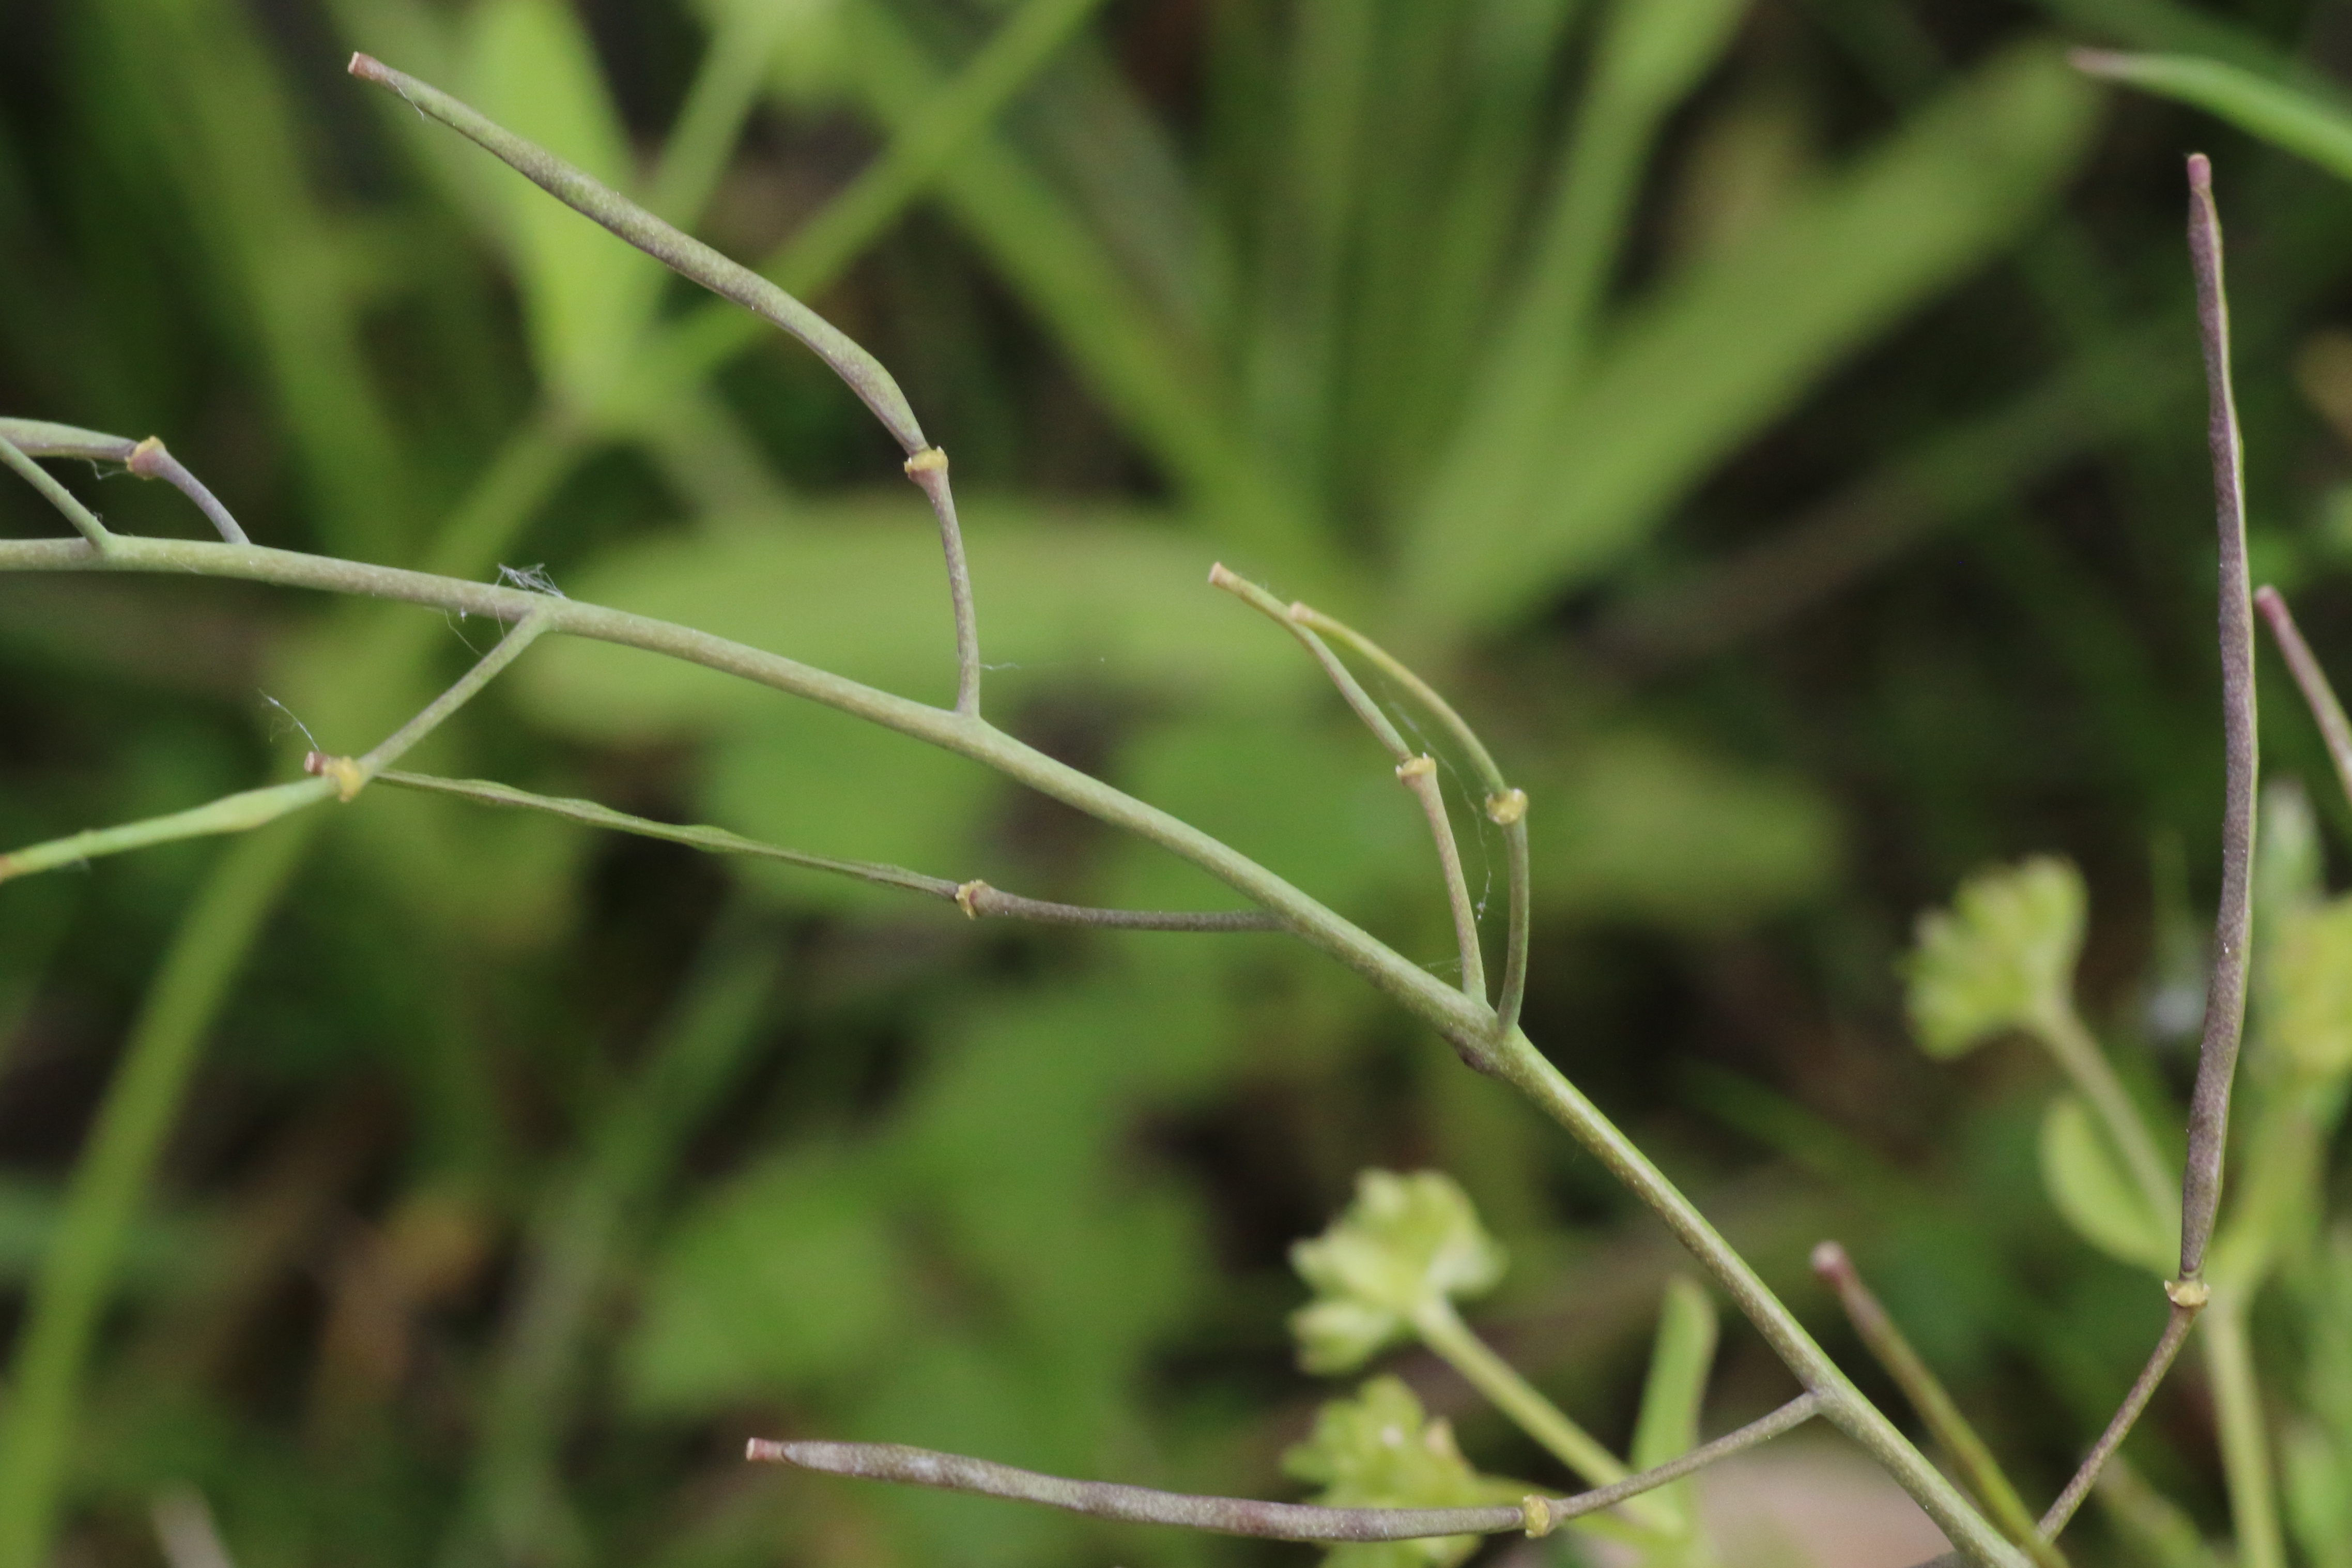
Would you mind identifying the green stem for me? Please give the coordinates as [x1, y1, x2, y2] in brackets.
[462, 918, 779, 1564]
[1408, 1299, 1636, 1496]
[1212, 567, 1487, 1002]
[0, 422, 580, 1568]
[1812, 1243, 2062, 1565]
[2254, 587, 2352, 815]
[373, 771, 1280, 930]
[1286, 603, 1531, 1037]
[0, 613, 550, 880]
[2032, 1000, 2178, 1229]
[0, 824, 311, 1568]
[2203, 1296, 2284, 1568]
[0, 528, 2018, 1562]
[0, 432, 112, 549]
[1486, 1034, 2026, 1566]
[346, 53, 926, 456]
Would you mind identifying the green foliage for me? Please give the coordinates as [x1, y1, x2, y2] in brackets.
[2038, 1093, 2174, 1273]
[2270, 897, 2352, 1079]
[1281, 1378, 1513, 1568]
[17, 2, 2352, 1566]
[1905, 857, 2086, 1059]
[1289, 1171, 1506, 1374]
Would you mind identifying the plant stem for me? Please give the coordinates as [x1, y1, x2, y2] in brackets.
[2032, 1000, 2177, 1227]
[374, 772, 1280, 930]
[903, 448, 982, 715]
[124, 438, 247, 545]
[0, 432, 112, 549]
[2179, 151, 2258, 1284]
[2203, 1295, 2284, 1568]
[0, 528, 2022, 1562]
[1212, 566, 1488, 1008]
[462, 916, 779, 1564]
[753, 1399, 1819, 1542]
[1811, 1243, 2062, 1565]
[0, 824, 309, 1568]
[1408, 1298, 1636, 1495]
[1, 421, 249, 545]
[0, 612, 550, 879]
[0, 421, 579, 1568]
[1487, 1035, 2026, 1566]
[2253, 586, 2352, 812]
[1288, 605, 1531, 1038]
[2040, 1296, 2201, 1539]
[344, 56, 927, 455]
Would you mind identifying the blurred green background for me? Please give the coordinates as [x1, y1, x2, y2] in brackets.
[3, 0, 2351, 1563]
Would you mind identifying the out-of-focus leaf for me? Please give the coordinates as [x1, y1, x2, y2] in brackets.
[89, 0, 412, 559]
[2039, 1093, 2174, 1274]
[1282, 1376, 1515, 1568]
[623, 1146, 899, 1411]
[1627, 1277, 1717, 1531]
[1406, 42, 2100, 633]
[1289, 1171, 1505, 1374]
[2272, 897, 2352, 1081]
[2073, 50, 2352, 185]
[1412, 0, 1748, 631]
[1904, 857, 2085, 1059]
[841, 3, 1335, 589]
[2283, 1419, 2352, 1568]
[1523, 730, 1835, 927]
[697, 702, 993, 909]
[719, 0, 852, 105]
[512, 501, 1311, 737]
[1103, 712, 1428, 919]
[462, 0, 665, 411]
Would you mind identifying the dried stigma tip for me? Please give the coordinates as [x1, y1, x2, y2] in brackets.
[126, 436, 168, 479]
[2189, 151, 2212, 193]
[1485, 789, 1527, 826]
[745, 1439, 788, 1463]
[1809, 1240, 1852, 1283]
[348, 52, 379, 79]
[303, 751, 366, 803]
[1207, 561, 1237, 588]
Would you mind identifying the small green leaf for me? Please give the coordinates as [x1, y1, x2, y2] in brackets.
[2075, 50, 2352, 186]
[1289, 1172, 1506, 1374]
[623, 1148, 901, 1410]
[1627, 1277, 1717, 1531]
[1905, 856, 2085, 1059]
[2039, 1094, 2175, 1275]
[1524, 729, 1835, 927]
[2273, 896, 2352, 1080]
[463, 0, 665, 409]
[1282, 1376, 1516, 1568]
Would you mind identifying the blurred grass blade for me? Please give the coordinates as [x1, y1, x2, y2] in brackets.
[459, 917, 779, 1564]
[1417, 0, 1747, 611]
[842, 3, 1335, 591]
[2073, 51, 2352, 183]
[1811, 1242, 2063, 1564]
[89, 0, 412, 560]
[651, 0, 1119, 392]
[463, 0, 668, 414]
[1627, 1276, 1718, 1531]
[1406, 41, 2099, 635]
[0, 827, 311, 1568]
